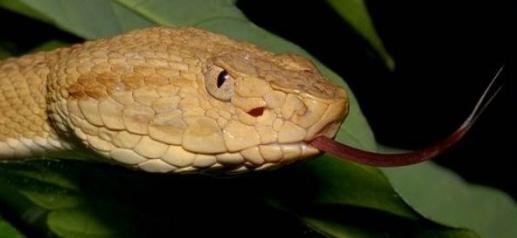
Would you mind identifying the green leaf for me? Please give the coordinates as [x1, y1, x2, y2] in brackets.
[47, 207, 127, 238]
[0, 46, 10, 59]
[0, 159, 480, 238]
[326, 0, 395, 70]
[29, 40, 68, 52]
[0, 216, 25, 238]
[382, 163, 517, 238]
[0, 40, 16, 59]
[115, 0, 246, 26]
[16, 0, 153, 39]
[0, 0, 50, 23]
[269, 156, 418, 219]
[303, 215, 481, 238]
[0, 176, 49, 235]
[0, 161, 82, 209]
[13, 0, 245, 40]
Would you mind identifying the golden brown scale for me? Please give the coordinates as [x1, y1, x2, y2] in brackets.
[0, 52, 70, 157]
[0, 27, 349, 174]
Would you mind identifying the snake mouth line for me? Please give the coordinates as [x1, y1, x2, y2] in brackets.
[250, 141, 321, 163]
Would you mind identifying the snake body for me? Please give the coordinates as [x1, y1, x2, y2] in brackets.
[0, 27, 348, 174]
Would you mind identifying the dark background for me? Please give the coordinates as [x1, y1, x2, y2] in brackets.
[238, 0, 515, 198]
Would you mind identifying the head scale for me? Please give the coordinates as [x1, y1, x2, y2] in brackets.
[47, 27, 349, 174]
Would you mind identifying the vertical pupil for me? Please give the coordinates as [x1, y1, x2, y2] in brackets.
[217, 70, 228, 88]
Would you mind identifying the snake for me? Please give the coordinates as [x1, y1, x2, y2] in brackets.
[0, 27, 501, 174]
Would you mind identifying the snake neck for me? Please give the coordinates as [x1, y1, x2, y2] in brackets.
[0, 51, 71, 158]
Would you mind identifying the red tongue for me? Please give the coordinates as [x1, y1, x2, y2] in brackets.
[310, 66, 504, 167]
[310, 132, 462, 167]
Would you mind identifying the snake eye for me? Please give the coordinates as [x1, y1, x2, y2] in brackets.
[217, 70, 228, 88]
[205, 65, 234, 101]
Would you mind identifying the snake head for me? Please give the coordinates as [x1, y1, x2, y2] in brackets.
[198, 46, 349, 171]
[48, 27, 349, 174]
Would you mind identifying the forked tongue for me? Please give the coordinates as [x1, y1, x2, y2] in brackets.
[310, 66, 505, 167]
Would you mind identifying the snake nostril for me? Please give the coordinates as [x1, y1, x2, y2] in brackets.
[247, 107, 264, 117]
